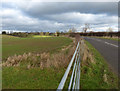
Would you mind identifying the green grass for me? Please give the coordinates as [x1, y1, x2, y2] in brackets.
[97, 37, 120, 41]
[80, 40, 118, 89]
[2, 67, 66, 89]
[2, 66, 72, 89]
[2, 35, 72, 59]
[33, 35, 52, 38]
[2, 35, 73, 89]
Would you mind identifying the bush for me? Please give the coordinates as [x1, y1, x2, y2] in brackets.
[55, 32, 59, 36]
[12, 32, 29, 37]
[2, 31, 6, 34]
[19, 33, 28, 37]
[69, 33, 75, 37]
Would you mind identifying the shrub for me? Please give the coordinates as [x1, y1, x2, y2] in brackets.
[55, 32, 59, 36]
[2, 31, 6, 34]
[12, 32, 29, 37]
[69, 33, 75, 37]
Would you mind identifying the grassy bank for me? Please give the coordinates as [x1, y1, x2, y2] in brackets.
[97, 37, 120, 41]
[80, 40, 118, 89]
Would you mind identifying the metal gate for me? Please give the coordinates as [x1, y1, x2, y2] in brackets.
[57, 41, 81, 90]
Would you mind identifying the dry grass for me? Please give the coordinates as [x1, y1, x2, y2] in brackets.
[2, 40, 76, 70]
[80, 39, 95, 67]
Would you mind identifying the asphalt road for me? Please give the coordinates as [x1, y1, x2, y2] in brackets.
[83, 37, 119, 75]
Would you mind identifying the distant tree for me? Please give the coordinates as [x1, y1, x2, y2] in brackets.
[68, 29, 72, 33]
[45, 32, 49, 36]
[2, 31, 6, 34]
[68, 28, 77, 33]
[71, 27, 77, 33]
[40, 32, 44, 36]
[12, 32, 17, 36]
[20, 33, 28, 37]
[36, 32, 39, 35]
[107, 27, 113, 32]
[68, 28, 76, 37]
[55, 30, 60, 36]
[83, 23, 90, 33]
[106, 27, 113, 37]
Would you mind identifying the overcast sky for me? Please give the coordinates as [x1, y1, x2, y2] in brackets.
[1, 0, 119, 32]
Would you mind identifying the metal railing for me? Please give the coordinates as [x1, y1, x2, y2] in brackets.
[57, 41, 81, 90]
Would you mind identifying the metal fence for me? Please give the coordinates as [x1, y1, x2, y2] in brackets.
[57, 41, 81, 90]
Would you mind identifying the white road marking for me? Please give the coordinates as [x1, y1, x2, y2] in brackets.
[86, 37, 118, 48]
[104, 42, 118, 48]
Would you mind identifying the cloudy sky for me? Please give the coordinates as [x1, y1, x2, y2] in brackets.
[1, 0, 119, 33]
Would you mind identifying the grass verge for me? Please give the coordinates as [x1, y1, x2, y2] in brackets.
[97, 37, 120, 41]
[2, 67, 65, 89]
[80, 40, 118, 89]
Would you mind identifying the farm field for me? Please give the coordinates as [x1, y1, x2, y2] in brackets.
[2, 35, 73, 89]
[2, 35, 72, 59]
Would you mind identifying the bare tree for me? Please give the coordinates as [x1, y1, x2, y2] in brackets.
[107, 27, 113, 32]
[71, 27, 77, 33]
[68, 29, 72, 33]
[83, 23, 90, 33]
[68, 27, 77, 33]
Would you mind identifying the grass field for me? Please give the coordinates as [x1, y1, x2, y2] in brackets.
[2, 35, 72, 59]
[2, 35, 73, 89]
[80, 40, 118, 89]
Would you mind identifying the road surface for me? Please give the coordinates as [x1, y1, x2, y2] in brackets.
[83, 37, 119, 75]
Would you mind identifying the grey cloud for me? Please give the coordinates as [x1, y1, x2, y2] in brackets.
[1, 2, 118, 32]
[44, 12, 118, 25]
[17, 2, 118, 17]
